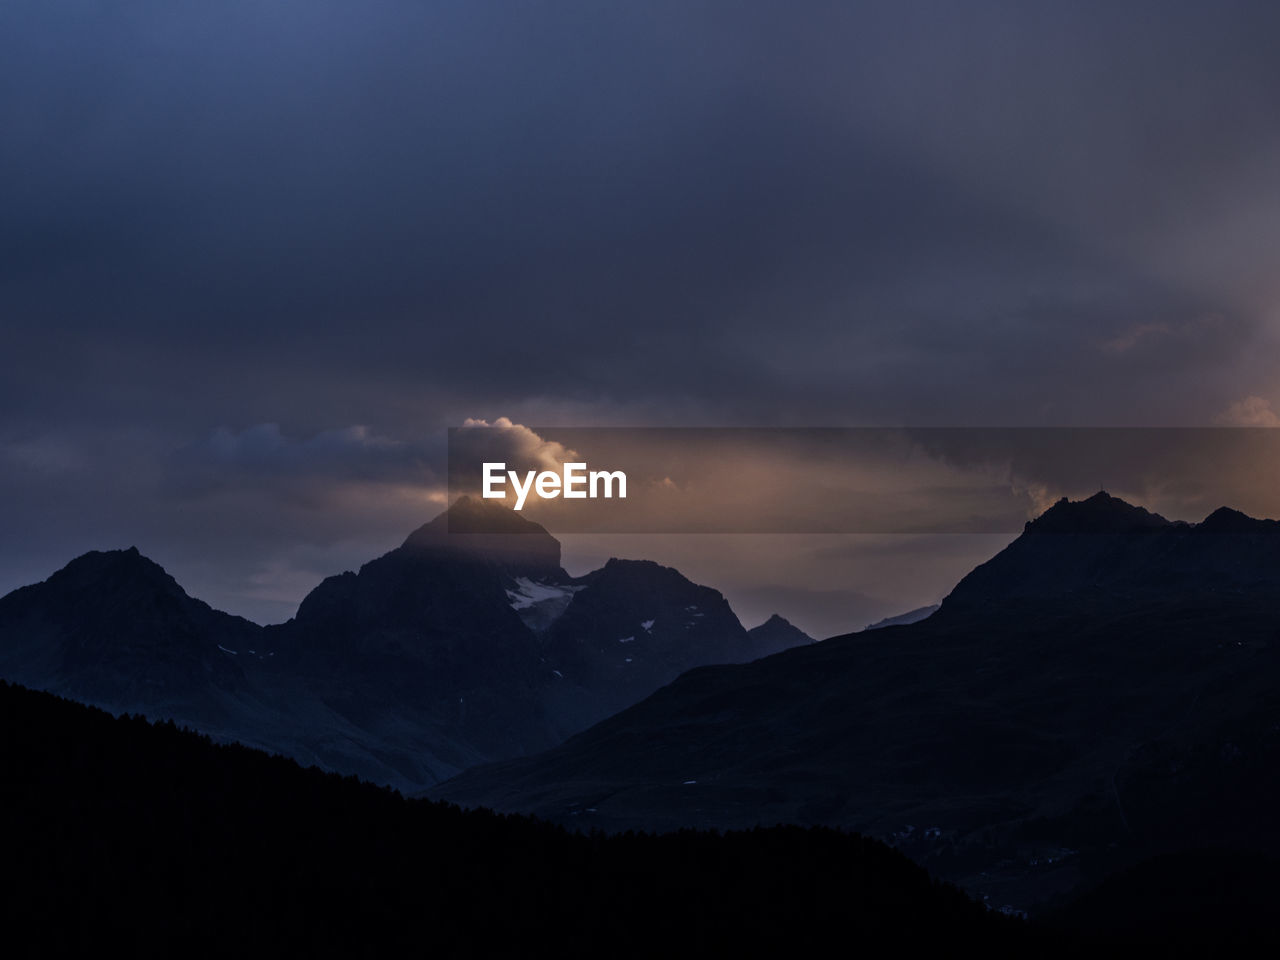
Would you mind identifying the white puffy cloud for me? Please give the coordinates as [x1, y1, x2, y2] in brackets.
[452, 418, 579, 500]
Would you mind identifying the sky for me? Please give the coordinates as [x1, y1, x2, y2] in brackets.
[4, 2, 1280, 636]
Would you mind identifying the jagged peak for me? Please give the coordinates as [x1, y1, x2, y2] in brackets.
[51, 547, 185, 594]
[574, 558, 725, 599]
[596, 557, 697, 583]
[1025, 491, 1172, 534]
[602, 557, 667, 572]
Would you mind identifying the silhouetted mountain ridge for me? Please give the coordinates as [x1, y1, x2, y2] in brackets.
[944, 492, 1280, 609]
[865, 605, 939, 631]
[748, 614, 814, 652]
[0, 496, 812, 790]
[1024, 491, 1173, 534]
[437, 494, 1280, 914]
[0, 546, 256, 713]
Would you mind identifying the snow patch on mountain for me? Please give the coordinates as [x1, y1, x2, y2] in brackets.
[505, 577, 585, 632]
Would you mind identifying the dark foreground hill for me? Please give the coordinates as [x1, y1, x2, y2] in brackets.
[436, 494, 1280, 912]
[1040, 849, 1280, 947]
[0, 680, 1020, 955]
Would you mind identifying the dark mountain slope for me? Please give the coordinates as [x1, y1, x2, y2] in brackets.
[265, 499, 563, 761]
[0, 539, 508, 788]
[539, 558, 756, 731]
[0, 680, 1022, 954]
[865, 605, 939, 630]
[0, 497, 814, 791]
[1041, 849, 1280, 946]
[0, 547, 258, 717]
[436, 494, 1280, 910]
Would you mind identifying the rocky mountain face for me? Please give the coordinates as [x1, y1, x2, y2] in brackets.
[0, 496, 809, 789]
[266, 500, 562, 764]
[0, 547, 257, 717]
[435, 493, 1280, 911]
[538, 558, 755, 730]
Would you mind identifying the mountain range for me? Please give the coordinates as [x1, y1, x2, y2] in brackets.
[8, 488, 1280, 918]
[435, 493, 1280, 910]
[0, 495, 811, 789]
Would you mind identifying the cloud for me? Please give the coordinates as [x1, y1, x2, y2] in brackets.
[458, 418, 577, 473]
[3, 3, 1277, 439]
[450, 418, 579, 504]
[169, 423, 442, 499]
[908, 426, 1280, 526]
[0, 436, 83, 476]
[1218, 396, 1280, 427]
[1100, 313, 1227, 356]
[1100, 322, 1175, 355]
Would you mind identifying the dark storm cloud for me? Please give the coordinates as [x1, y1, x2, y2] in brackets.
[6, 1, 1280, 621]
[7, 1, 1279, 429]
[904, 426, 1280, 523]
[168, 424, 441, 498]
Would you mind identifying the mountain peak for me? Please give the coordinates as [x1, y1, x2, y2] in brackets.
[405, 495, 550, 541]
[589, 558, 709, 593]
[51, 547, 187, 599]
[944, 492, 1280, 611]
[399, 496, 562, 575]
[0, 546, 254, 703]
[746, 613, 814, 652]
[1025, 491, 1172, 535]
[1197, 506, 1277, 534]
